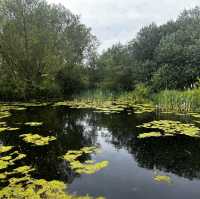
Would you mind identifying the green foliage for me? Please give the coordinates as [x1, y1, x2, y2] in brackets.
[154, 89, 200, 112]
[0, 0, 97, 100]
[95, 7, 200, 93]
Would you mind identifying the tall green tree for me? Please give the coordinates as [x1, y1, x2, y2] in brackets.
[0, 0, 97, 99]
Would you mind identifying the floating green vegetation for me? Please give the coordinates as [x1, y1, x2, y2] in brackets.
[54, 100, 125, 114]
[0, 120, 19, 133]
[0, 146, 13, 154]
[0, 150, 26, 170]
[20, 133, 56, 146]
[138, 132, 162, 139]
[189, 112, 200, 118]
[0, 111, 11, 119]
[12, 165, 35, 175]
[0, 177, 105, 199]
[53, 100, 155, 115]
[0, 147, 104, 199]
[24, 122, 43, 127]
[63, 147, 109, 175]
[133, 104, 155, 114]
[154, 175, 171, 184]
[137, 120, 200, 138]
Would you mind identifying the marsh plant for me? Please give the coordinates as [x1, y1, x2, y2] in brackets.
[154, 89, 200, 112]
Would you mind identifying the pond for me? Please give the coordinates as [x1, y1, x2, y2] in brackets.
[1, 103, 200, 198]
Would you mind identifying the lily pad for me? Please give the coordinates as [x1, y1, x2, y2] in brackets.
[154, 175, 171, 183]
[63, 147, 109, 175]
[137, 120, 200, 138]
[24, 122, 43, 127]
[20, 133, 56, 146]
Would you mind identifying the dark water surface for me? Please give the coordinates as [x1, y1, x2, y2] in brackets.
[1, 105, 200, 199]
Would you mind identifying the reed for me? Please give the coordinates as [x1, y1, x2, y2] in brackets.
[154, 89, 200, 112]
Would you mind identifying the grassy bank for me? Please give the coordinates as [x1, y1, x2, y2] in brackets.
[154, 89, 200, 113]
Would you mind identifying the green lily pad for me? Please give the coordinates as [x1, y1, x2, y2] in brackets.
[20, 134, 56, 146]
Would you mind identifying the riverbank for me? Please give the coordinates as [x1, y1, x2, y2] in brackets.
[1, 87, 200, 114]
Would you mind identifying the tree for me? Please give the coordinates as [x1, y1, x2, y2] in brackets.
[0, 0, 97, 99]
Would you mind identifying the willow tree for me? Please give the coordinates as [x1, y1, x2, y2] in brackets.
[0, 0, 97, 99]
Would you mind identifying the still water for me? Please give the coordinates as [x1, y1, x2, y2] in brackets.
[1, 105, 200, 199]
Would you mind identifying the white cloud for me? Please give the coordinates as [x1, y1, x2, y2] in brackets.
[47, 0, 200, 51]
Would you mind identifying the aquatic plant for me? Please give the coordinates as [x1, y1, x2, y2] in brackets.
[0, 150, 26, 170]
[53, 99, 155, 115]
[138, 132, 162, 139]
[0, 120, 19, 133]
[154, 89, 200, 113]
[137, 120, 200, 138]
[0, 146, 13, 153]
[0, 177, 105, 199]
[189, 112, 200, 119]
[0, 146, 104, 199]
[24, 122, 43, 127]
[20, 133, 56, 146]
[0, 111, 11, 119]
[154, 175, 171, 184]
[132, 104, 155, 114]
[63, 147, 109, 174]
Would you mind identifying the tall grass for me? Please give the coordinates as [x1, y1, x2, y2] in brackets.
[154, 89, 200, 112]
[76, 84, 151, 104]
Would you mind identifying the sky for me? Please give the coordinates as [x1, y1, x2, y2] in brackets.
[47, 0, 200, 51]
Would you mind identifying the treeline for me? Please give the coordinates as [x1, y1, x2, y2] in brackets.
[95, 7, 200, 92]
[0, 0, 200, 100]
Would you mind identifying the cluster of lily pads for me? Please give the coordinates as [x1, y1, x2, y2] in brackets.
[63, 147, 109, 174]
[20, 133, 56, 146]
[0, 146, 28, 179]
[0, 146, 104, 199]
[53, 100, 155, 115]
[137, 120, 200, 138]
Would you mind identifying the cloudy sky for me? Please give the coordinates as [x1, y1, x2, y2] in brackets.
[47, 0, 200, 51]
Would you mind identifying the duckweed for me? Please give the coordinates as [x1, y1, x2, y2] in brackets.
[137, 120, 200, 138]
[20, 133, 56, 146]
[63, 147, 109, 174]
